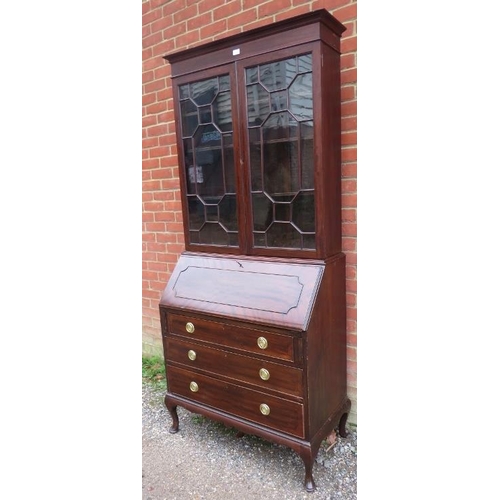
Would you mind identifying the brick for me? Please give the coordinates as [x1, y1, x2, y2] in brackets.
[143, 31, 163, 50]
[188, 11, 212, 31]
[341, 20, 355, 38]
[155, 211, 176, 222]
[152, 38, 176, 57]
[340, 85, 355, 101]
[342, 237, 356, 252]
[340, 52, 355, 71]
[162, 0, 186, 16]
[142, 158, 160, 170]
[341, 116, 357, 131]
[258, 0, 291, 18]
[152, 168, 174, 180]
[174, 4, 198, 24]
[341, 222, 356, 236]
[156, 232, 179, 243]
[341, 208, 356, 221]
[145, 222, 167, 232]
[227, 9, 257, 30]
[341, 35, 357, 53]
[143, 180, 162, 191]
[198, 0, 222, 15]
[144, 78, 166, 94]
[144, 202, 165, 212]
[143, 138, 158, 149]
[275, 4, 311, 21]
[341, 131, 357, 146]
[145, 101, 167, 115]
[143, 8, 163, 27]
[142, 115, 157, 128]
[213, 0, 241, 21]
[341, 180, 356, 193]
[147, 124, 168, 137]
[200, 18, 227, 39]
[341, 67, 357, 84]
[341, 162, 356, 178]
[331, 2, 357, 23]
[151, 13, 173, 34]
[154, 191, 175, 201]
[243, 0, 268, 8]
[341, 146, 356, 162]
[150, 146, 168, 158]
[340, 101, 358, 116]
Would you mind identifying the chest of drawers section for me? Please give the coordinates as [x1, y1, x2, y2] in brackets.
[161, 312, 305, 438]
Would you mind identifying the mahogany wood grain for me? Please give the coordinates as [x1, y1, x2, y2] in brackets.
[166, 311, 299, 363]
[165, 336, 304, 398]
[167, 365, 305, 438]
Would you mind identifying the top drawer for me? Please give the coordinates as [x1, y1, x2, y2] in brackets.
[167, 313, 298, 363]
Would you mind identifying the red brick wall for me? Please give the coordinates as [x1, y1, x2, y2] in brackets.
[142, 0, 357, 423]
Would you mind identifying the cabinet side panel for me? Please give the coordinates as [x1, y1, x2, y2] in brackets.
[305, 254, 347, 437]
[318, 42, 342, 258]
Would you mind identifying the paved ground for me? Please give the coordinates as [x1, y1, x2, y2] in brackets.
[142, 383, 357, 500]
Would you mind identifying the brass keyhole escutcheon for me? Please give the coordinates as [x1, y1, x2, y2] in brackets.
[189, 381, 199, 392]
[257, 336, 268, 349]
[188, 350, 197, 361]
[186, 322, 195, 333]
[259, 403, 270, 416]
[259, 368, 270, 381]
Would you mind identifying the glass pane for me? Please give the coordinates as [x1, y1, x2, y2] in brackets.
[303, 234, 315, 249]
[252, 193, 272, 231]
[180, 100, 198, 137]
[191, 78, 217, 105]
[275, 203, 291, 222]
[262, 113, 299, 196]
[199, 223, 227, 245]
[247, 84, 269, 126]
[298, 54, 312, 73]
[180, 74, 239, 248]
[219, 75, 230, 91]
[246, 66, 258, 84]
[183, 139, 195, 194]
[193, 124, 224, 201]
[300, 121, 314, 189]
[223, 134, 236, 193]
[259, 58, 296, 91]
[271, 90, 287, 111]
[289, 73, 313, 120]
[292, 191, 315, 233]
[205, 204, 218, 221]
[248, 128, 261, 191]
[199, 105, 212, 124]
[179, 84, 189, 99]
[213, 92, 232, 132]
[244, 54, 315, 251]
[267, 222, 301, 248]
[188, 197, 204, 230]
[253, 232, 266, 247]
[219, 195, 238, 231]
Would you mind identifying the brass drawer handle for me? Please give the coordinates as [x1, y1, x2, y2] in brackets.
[188, 350, 197, 361]
[259, 403, 270, 416]
[257, 336, 268, 349]
[259, 368, 270, 381]
[189, 381, 199, 392]
[186, 322, 195, 333]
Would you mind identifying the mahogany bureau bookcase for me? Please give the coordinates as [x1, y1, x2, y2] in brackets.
[158, 9, 351, 492]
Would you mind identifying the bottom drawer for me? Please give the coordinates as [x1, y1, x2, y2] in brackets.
[167, 365, 305, 439]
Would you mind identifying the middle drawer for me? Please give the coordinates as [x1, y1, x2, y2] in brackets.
[165, 336, 303, 399]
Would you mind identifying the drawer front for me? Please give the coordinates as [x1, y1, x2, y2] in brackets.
[167, 365, 305, 439]
[166, 337, 303, 398]
[168, 313, 297, 363]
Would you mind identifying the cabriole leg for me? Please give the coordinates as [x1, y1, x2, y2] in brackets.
[164, 396, 179, 434]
